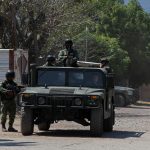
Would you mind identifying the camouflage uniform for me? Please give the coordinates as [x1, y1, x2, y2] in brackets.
[43, 55, 56, 66]
[0, 86, 4, 113]
[58, 49, 79, 67]
[0, 80, 19, 128]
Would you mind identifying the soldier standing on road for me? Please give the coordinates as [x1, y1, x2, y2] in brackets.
[43, 55, 56, 66]
[58, 39, 79, 67]
[0, 71, 20, 132]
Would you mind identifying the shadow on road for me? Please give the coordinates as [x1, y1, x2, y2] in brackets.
[36, 130, 91, 138]
[103, 130, 145, 138]
[0, 140, 36, 147]
[116, 114, 150, 118]
[0, 139, 14, 142]
[36, 129, 145, 139]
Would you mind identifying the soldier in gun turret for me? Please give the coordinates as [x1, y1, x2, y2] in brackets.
[100, 58, 112, 73]
[0, 71, 20, 132]
[43, 55, 56, 66]
[58, 39, 79, 67]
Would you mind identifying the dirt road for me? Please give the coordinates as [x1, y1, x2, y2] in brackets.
[0, 104, 150, 150]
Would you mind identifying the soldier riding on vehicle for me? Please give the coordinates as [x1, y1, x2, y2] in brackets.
[58, 39, 79, 67]
[43, 55, 56, 66]
[100, 58, 112, 73]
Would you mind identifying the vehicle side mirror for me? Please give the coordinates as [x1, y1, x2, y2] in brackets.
[29, 63, 37, 87]
[107, 74, 114, 88]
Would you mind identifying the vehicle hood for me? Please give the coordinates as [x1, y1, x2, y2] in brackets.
[22, 86, 105, 97]
[115, 86, 134, 91]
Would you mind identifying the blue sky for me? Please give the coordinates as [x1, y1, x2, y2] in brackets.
[124, 0, 150, 12]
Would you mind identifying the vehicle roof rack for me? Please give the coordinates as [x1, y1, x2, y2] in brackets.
[77, 61, 101, 68]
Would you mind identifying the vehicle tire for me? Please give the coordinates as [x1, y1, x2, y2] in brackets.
[90, 105, 103, 137]
[38, 123, 50, 131]
[115, 94, 126, 107]
[104, 105, 114, 132]
[21, 108, 34, 136]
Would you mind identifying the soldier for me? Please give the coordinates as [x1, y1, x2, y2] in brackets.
[0, 71, 20, 132]
[0, 86, 5, 114]
[58, 39, 79, 67]
[100, 59, 112, 73]
[43, 55, 56, 66]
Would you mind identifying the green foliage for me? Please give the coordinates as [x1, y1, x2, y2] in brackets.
[90, 0, 150, 87]
[74, 31, 130, 78]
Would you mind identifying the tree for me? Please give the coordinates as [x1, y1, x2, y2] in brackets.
[90, 0, 150, 87]
[74, 30, 130, 80]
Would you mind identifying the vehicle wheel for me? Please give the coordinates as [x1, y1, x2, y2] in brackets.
[21, 108, 34, 136]
[104, 105, 114, 132]
[38, 123, 50, 131]
[115, 94, 126, 107]
[90, 105, 103, 137]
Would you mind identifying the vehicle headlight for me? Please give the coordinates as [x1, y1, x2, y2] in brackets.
[20, 93, 35, 105]
[86, 96, 99, 106]
[90, 95, 99, 100]
[21, 93, 34, 101]
[74, 98, 82, 106]
[38, 97, 46, 105]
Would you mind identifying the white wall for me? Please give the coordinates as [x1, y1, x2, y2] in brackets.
[0, 49, 10, 82]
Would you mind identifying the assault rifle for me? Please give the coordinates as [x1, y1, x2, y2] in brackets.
[2, 84, 21, 100]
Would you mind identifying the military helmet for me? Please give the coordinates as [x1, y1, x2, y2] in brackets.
[100, 58, 109, 64]
[65, 39, 73, 46]
[46, 55, 56, 62]
[6, 70, 15, 78]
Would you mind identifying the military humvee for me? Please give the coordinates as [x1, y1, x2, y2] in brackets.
[114, 86, 135, 107]
[18, 63, 115, 137]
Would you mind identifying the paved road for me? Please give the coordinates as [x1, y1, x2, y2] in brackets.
[0, 104, 150, 150]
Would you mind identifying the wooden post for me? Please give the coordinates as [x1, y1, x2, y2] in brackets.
[11, 3, 17, 51]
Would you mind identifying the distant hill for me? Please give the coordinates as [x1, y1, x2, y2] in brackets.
[124, 0, 150, 12]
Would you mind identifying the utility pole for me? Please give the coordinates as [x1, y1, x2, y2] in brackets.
[85, 26, 88, 61]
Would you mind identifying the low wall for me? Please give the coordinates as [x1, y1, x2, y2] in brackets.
[139, 84, 150, 101]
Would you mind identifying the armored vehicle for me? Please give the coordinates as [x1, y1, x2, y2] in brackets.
[114, 86, 135, 107]
[18, 64, 115, 137]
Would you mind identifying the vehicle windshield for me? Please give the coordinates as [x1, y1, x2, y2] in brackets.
[37, 70, 65, 86]
[68, 71, 104, 88]
[37, 69, 105, 88]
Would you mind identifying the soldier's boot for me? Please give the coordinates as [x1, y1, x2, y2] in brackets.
[2, 124, 7, 132]
[8, 126, 18, 132]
